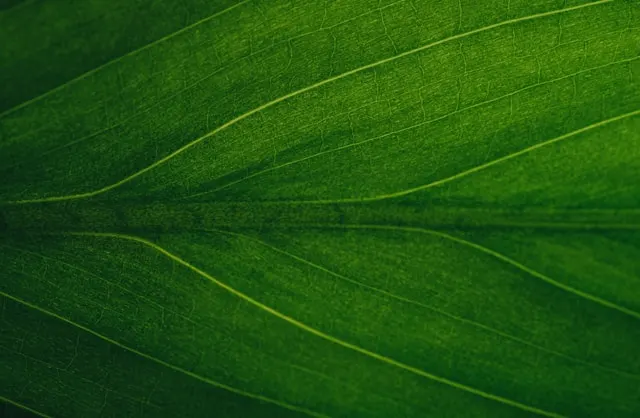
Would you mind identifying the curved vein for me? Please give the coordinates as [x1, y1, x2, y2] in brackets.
[186, 55, 639, 200]
[2, 243, 191, 327]
[295, 107, 640, 204]
[3, 0, 404, 170]
[5, 0, 612, 205]
[0, 291, 328, 418]
[69, 231, 565, 418]
[211, 228, 640, 379]
[1, 242, 342, 392]
[335, 224, 640, 320]
[428, 229, 640, 320]
[0, 395, 51, 418]
[0, 0, 251, 119]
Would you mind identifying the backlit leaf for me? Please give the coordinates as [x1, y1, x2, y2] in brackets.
[1, 0, 639, 416]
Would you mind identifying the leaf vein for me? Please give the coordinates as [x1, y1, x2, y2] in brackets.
[68, 231, 566, 418]
[4, 0, 613, 205]
[293, 107, 640, 204]
[0, 394, 52, 418]
[332, 225, 640, 320]
[188, 55, 639, 200]
[0, 291, 328, 418]
[210, 228, 640, 379]
[0, 0, 251, 119]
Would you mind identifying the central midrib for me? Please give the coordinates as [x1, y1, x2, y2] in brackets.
[2, 201, 639, 233]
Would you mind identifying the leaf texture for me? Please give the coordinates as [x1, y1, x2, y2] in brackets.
[1, 0, 640, 417]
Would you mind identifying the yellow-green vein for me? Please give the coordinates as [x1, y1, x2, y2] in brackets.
[4, 0, 612, 205]
[68, 231, 566, 417]
[333, 224, 640, 320]
[0, 291, 328, 418]
[208, 227, 640, 379]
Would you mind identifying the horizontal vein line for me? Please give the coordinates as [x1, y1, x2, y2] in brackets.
[0, 0, 251, 119]
[4, 0, 612, 205]
[0, 291, 328, 418]
[0, 395, 52, 418]
[71, 231, 565, 417]
[334, 224, 640, 320]
[212, 229, 640, 379]
[188, 55, 639, 200]
[294, 107, 640, 204]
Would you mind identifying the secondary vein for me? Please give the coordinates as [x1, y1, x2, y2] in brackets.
[0, 291, 327, 418]
[4, 0, 613, 205]
[210, 228, 640, 379]
[185, 55, 639, 200]
[292, 107, 640, 204]
[332, 224, 640, 320]
[0, 0, 251, 119]
[67, 231, 566, 418]
[0, 395, 52, 418]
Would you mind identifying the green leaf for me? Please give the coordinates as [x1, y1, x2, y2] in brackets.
[1, 0, 639, 416]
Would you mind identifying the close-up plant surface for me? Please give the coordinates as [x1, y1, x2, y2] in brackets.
[1, 0, 639, 416]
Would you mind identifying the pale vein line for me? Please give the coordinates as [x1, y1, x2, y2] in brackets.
[10, 24, 629, 175]
[0, 291, 328, 418]
[4, 0, 613, 205]
[1, 241, 348, 392]
[66, 231, 565, 417]
[294, 107, 640, 204]
[3, 0, 405, 172]
[0, 0, 251, 118]
[0, 395, 52, 418]
[2, 243, 190, 327]
[210, 228, 640, 379]
[1, 245, 399, 412]
[334, 224, 640, 320]
[184, 55, 639, 200]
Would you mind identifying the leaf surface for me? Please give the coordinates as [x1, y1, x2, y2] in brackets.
[1, 0, 640, 417]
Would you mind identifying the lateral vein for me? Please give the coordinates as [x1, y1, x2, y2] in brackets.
[0, 0, 251, 119]
[4, 0, 612, 205]
[332, 224, 640, 320]
[0, 395, 52, 418]
[210, 228, 640, 379]
[292, 108, 640, 204]
[426, 229, 640, 320]
[187, 55, 639, 200]
[0, 291, 328, 418]
[67, 231, 566, 418]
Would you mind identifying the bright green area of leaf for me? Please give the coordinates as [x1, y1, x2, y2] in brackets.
[1, 0, 640, 417]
